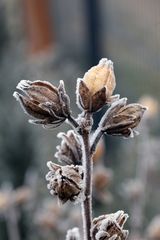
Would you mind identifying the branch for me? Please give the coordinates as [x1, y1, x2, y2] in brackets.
[81, 113, 93, 240]
[67, 115, 80, 130]
[90, 127, 104, 155]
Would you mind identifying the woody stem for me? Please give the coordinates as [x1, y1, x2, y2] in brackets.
[90, 127, 103, 155]
[68, 115, 79, 127]
[81, 113, 93, 240]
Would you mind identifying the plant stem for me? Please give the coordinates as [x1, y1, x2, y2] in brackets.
[68, 115, 79, 129]
[90, 127, 103, 155]
[81, 114, 93, 240]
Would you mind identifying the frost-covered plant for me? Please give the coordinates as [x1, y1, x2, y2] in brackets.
[13, 58, 147, 240]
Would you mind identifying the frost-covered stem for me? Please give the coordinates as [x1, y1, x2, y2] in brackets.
[68, 115, 79, 129]
[81, 113, 93, 240]
[90, 127, 103, 155]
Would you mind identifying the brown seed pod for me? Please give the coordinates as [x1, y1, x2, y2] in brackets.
[92, 210, 129, 240]
[46, 162, 84, 204]
[13, 80, 71, 128]
[76, 58, 118, 112]
[100, 98, 147, 138]
[55, 130, 82, 166]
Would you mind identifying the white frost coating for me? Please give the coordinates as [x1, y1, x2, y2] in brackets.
[122, 230, 129, 238]
[109, 97, 127, 110]
[74, 188, 85, 204]
[66, 227, 80, 240]
[46, 161, 53, 170]
[50, 189, 54, 195]
[129, 128, 134, 138]
[59, 80, 65, 89]
[95, 230, 109, 239]
[100, 219, 113, 231]
[98, 58, 114, 70]
[133, 130, 139, 136]
[57, 130, 77, 141]
[57, 132, 65, 138]
[109, 94, 120, 104]
[13, 91, 20, 101]
[76, 78, 84, 111]
[114, 210, 124, 220]
[45, 171, 53, 181]
[16, 80, 31, 90]
[46, 161, 59, 172]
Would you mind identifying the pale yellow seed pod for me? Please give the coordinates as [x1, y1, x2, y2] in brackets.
[83, 58, 116, 96]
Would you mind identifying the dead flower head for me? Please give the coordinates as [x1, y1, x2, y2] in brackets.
[55, 130, 82, 166]
[13, 80, 70, 128]
[92, 210, 129, 240]
[100, 98, 147, 138]
[46, 162, 84, 204]
[77, 58, 118, 112]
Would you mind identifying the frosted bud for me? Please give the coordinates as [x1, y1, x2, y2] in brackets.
[76, 58, 117, 112]
[55, 130, 82, 166]
[100, 98, 147, 138]
[92, 210, 129, 240]
[13, 80, 70, 128]
[46, 162, 84, 204]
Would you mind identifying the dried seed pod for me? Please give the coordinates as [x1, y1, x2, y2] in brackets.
[66, 227, 80, 240]
[13, 80, 71, 128]
[55, 130, 82, 165]
[46, 162, 84, 204]
[77, 58, 118, 112]
[100, 98, 147, 138]
[92, 210, 129, 240]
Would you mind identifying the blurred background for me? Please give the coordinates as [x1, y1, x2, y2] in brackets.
[0, 0, 160, 239]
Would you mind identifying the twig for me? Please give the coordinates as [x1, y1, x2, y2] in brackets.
[68, 115, 79, 129]
[90, 127, 103, 155]
[81, 113, 93, 240]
